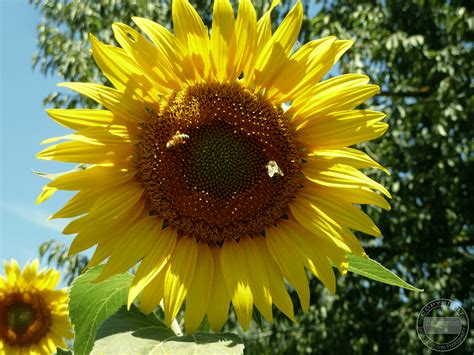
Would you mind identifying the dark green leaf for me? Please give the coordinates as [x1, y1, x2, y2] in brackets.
[348, 255, 422, 292]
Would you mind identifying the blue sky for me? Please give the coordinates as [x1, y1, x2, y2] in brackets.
[0, 1, 73, 267]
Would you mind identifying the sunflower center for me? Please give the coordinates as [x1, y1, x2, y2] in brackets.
[4, 303, 36, 331]
[182, 122, 266, 201]
[0, 292, 52, 346]
[136, 83, 301, 244]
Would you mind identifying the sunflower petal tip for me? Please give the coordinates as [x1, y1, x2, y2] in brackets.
[66, 248, 76, 258]
[127, 298, 134, 310]
[93, 273, 106, 284]
[326, 283, 337, 295]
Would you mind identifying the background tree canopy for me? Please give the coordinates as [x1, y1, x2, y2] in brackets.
[30, 0, 473, 353]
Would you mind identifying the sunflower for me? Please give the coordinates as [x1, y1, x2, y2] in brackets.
[0, 260, 73, 354]
[37, 0, 390, 333]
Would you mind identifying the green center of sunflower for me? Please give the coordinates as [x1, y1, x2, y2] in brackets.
[182, 122, 266, 201]
[0, 292, 52, 346]
[4, 303, 36, 331]
[137, 82, 302, 244]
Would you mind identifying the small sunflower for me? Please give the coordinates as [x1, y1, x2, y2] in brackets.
[0, 260, 73, 354]
[37, 0, 390, 332]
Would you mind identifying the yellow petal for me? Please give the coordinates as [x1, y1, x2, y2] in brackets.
[298, 192, 381, 237]
[64, 183, 143, 235]
[40, 125, 135, 146]
[234, 0, 257, 81]
[90, 34, 165, 99]
[46, 109, 116, 130]
[252, 237, 294, 320]
[244, 0, 280, 85]
[266, 37, 336, 101]
[68, 199, 145, 255]
[132, 17, 186, 64]
[303, 181, 391, 210]
[172, 0, 211, 81]
[290, 75, 380, 122]
[308, 148, 390, 174]
[206, 246, 231, 332]
[128, 227, 178, 308]
[240, 237, 273, 322]
[285, 39, 354, 101]
[296, 110, 388, 148]
[36, 185, 58, 205]
[256, 0, 280, 49]
[139, 268, 166, 314]
[5, 259, 21, 285]
[95, 216, 164, 282]
[48, 165, 135, 191]
[50, 189, 103, 219]
[86, 233, 124, 269]
[58, 82, 147, 123]
[277, 221, 336, 293]
[112, 23, 180, 92]
[289, 199, 365, 256]
[303, 163, 391, 198]
[184, 242, 214, 334]
[132, 17, 190, 84]
[290, 217, 349, 275]
[253, 1, 303, 89]
[37, 140, 133, 164]
[163, 237, 198, 326]
[211, 0, 236, 82]
[220, 238, 253, 330]
[265, 225, 310, 312]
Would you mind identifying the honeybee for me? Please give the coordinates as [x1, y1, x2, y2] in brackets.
[266, 160, 284, 177]
[166, 131, 190, 150]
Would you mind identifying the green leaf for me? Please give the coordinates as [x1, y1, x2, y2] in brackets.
[347, 255, 423, 292]
[69, 265, 133, 355]
[92, 306, 245, 355]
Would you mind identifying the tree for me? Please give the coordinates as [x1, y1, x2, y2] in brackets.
[31, 0, 473, 353]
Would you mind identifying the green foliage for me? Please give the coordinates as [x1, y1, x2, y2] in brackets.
[69, 266, 133, 355]
[92, 306, 244, 354]
[32, 0, 473, 353]
[39, 239, 88, 285]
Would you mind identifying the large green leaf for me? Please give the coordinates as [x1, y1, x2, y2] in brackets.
[91, 306, 245, 355]
[347, 255, 422, 292]
[69, 265, 133, 355]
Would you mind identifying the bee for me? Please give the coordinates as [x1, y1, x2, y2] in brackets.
[266, 160, 284, 177]
[166, 131, 190, 150]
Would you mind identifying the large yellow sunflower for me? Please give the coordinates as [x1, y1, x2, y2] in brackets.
[37, 0, 390, 332]
[0, 260, 73, 354]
